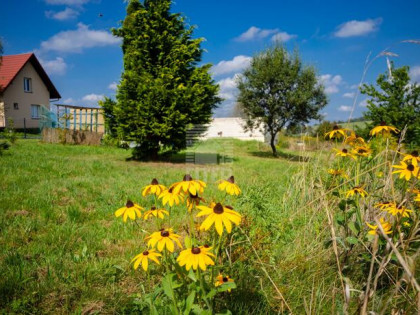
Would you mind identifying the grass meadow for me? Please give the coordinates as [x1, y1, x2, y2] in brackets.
[1, 137, 418, 314]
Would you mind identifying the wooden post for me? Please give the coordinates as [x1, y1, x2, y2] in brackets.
[73, 108, 76, 130]
[95, 109, 98, 132]
[79, 109, 82, 130]
[90, 109, 93, 132]
[85, 109, 88, 130]
[56, 105, 60, 128]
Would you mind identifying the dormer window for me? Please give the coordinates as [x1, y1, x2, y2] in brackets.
[24, 77, 32, 92]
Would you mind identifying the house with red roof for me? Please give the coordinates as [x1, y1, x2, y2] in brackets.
[0, 53, 61, 129]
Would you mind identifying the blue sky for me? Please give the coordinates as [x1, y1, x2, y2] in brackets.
[1, 0, 420, 121]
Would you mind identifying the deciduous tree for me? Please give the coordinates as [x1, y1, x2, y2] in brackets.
[237, 45, 327, 156]
[360, 64, 420, 146]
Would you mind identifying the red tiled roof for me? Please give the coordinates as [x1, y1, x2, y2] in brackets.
[0, 53, 61, 99]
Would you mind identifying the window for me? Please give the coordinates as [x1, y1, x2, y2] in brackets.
[24, 77, 32, 92]
[31, 105, 40, 119]
[13, 103, 19, 110]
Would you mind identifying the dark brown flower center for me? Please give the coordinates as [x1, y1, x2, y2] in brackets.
[143, 250, 149, 256]
[168, 187, 174, 193]
[161, 230, 170, 237]
[151, 178, 159, 185]
[203, 244, 210, 248]
[333, 125, 339, 130]
[151, 206, 156, 210]
[191, 247, 201, 254]
[213, 203, 224, 214]
[222, 277, 228, 282]
[126, 200, 134, 208]
[342, 149, 348, 153]
[411, 151, 419, 157]
[358, 149, 367, 154]
[380, 121, 386, 126]
[183, 174, 193, 181]
[227, 176, 235, 183]
[225, 205, 233, 210]
[407, 164, 415, 171]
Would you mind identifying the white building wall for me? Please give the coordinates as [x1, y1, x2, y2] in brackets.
[201, 117, 265, 142]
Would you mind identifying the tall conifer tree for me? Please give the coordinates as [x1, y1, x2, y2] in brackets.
[113, 0, 220, 159]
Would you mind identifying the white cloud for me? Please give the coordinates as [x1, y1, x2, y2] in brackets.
[45, 0, 89, 5]
[39, 57, 67, 75]
[409, 66, 420, 82]
[212, 74, 241, 117]
[108, 82, 118, 90]
[45, 7, 79, 20]
[40, 23, 120, 53]
[82, 93, 104, 102]
[62, 97, 75, 104]
[217, 74, 240, 101]
[271, 32, 297, 42]
[359, 99, 368, 107]
[318, 74, 343, 94]
[334, 18, 382, 38]
[338, 105, 352, 112]
[212, 55, 251, 76]
[342, 92, 355, 98]
[235, 26, 278, 42]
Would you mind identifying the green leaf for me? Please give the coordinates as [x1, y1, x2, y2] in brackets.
[335, 213, 345, 225]
[162, 273, 176, 300]
[205, 289, 217, 299]
[184, 236, 192, 249]
[346, 237, 359, 245]
[348, 221, 360, 235]
[217, 281, 236, 292]
[183, 291, 196, 315]
[187, 269, 197, 282]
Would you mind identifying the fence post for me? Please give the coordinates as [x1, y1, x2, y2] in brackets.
[24, 118, 27, 139]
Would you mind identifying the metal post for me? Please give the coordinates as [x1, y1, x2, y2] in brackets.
[90, 109, 93, 132]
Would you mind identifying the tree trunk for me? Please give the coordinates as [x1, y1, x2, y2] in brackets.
[270, 133, 277, 157]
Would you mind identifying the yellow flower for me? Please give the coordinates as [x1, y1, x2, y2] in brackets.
[401, 150, 420, 167]
[352, 146, 372, 157]
[143, 206, 169, 220]
[131, 249, 161, 271]
[177, 246, 215, 271]
[171, 174, 206, 195]
[215, 274, 235, 290]
[346, 186, 368, 198]
[218, 176, 241, 196]
[386, 204, 413, 217]
[186, 193, 205, 212]
[415, 194, 420, 203]
[366, 218, 392, 235]
[374, 201, 396, 211]
[345, 132, 366, 146]
[196, 202, 241, 235]
[324, 125, 350, 139]
[334, 148, 357, 160]
[328, 169, 348, 178]
[159, 187, 184, 207]
[392, 161, 419, 181]
[146, 228, 183, 252]
[142, 178, 167, 197]
[115, 200, 144, 222]
[370, 122, 399, 136]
